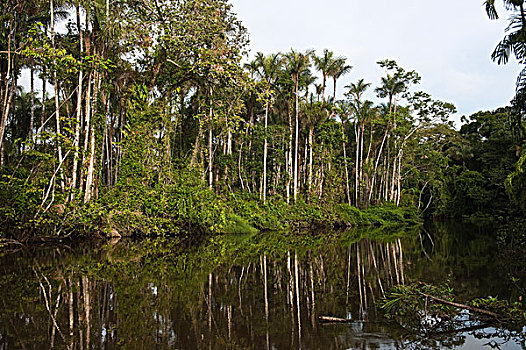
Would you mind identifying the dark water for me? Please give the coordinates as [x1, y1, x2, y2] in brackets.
[0, 223, 524, 349]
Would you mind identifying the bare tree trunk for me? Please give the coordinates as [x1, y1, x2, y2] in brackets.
[396, 149, 403, 206]
[368, 126, 389, 205]
[293, 79, 299, 202]
[287, 100, 293, 204]
[80, 72, 92, 192]
[308, 126, 313, 200]
[208, 102, 213, 189]
[41, 67, 47, 134]
[71, 4, 84, 201]
[342, 123, 351, 206]
[359, 123, 365, 204]
[354, 122, 360, 207]
[51, 0, 65, 190]
[29, 65, 35, 142]
[238, 140, 245, 190]
[263, 99, 269, 203]
[84, 72, 100, 202]
[0, 16, 14, 164]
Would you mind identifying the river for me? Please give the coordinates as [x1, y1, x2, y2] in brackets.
[0, 222, 524, 349]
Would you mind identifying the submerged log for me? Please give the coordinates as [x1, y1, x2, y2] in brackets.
[318, 316, 352, 323]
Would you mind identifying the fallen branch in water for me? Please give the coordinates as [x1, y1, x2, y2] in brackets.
[420, 292, 503, 320]
[318, 316, 352, 323]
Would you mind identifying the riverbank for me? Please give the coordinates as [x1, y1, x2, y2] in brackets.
[0, 180, 421, 241]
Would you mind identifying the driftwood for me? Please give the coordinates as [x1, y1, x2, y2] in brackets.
[318, 316, 352, 323]
[420, 293, 503, 320]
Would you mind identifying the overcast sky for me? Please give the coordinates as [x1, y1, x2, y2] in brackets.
[230, 0, 522, 124]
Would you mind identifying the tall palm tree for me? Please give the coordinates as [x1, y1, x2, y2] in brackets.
[374, 60, 420, 204]
[345, 79, 371, 206]
[285, 49, 313, 202]
[313, 49, 336, 101]
[255, 52, 282, 203]
[328, 58, 353, 102]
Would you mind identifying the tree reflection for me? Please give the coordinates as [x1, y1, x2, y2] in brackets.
[0, 224, 524, 349]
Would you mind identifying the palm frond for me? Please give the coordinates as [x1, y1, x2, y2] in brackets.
[492, 35, 513, 64]
[484, 0, 499, 20]
[503, 0, 522, 11]
[515, 65, 526, 93]
[505, 14, 523, 32]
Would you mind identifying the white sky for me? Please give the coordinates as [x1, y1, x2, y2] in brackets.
[230, 0, 523, 124]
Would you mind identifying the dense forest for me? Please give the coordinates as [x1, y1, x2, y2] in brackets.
[1, 0, 526, 239]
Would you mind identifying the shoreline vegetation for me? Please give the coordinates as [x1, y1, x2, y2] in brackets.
[1, 0, 526, 244]
[1, 181, 422, 241]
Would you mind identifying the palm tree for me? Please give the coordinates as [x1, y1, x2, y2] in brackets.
[255, 52, 283, 203]
[374, 60, 420, 204]
[285, 49, 313, 202]
[313, 49, 336, 101]
[328, 58, 353, 102]
[375, 60, 420, 116]
[345, 79, 371, 206]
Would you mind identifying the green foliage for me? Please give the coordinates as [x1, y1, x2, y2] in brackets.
[441, 108, 522, 220]
[223, 214, 258, 235]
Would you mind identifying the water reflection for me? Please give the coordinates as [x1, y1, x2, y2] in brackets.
[0, 223, 524, 349]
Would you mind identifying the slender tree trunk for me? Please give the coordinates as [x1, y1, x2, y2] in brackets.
[308, 126, 313, 200]
[80, 72, 93, 192]
[71, 4, 84, 201]
[238, 140, 245, 190]
[0, 16, 14, 164]
[332, 77, 337, 102]
[208, 98, 213, 190]
[396, 149, 403, 206]
[359, 123, 365, 204]
[287, 99, 293, 204]
[342, 123, 351, 206]
[321, 74, 326, 101]
[368, 126, 389, 205]
[84, 72, 100, 203]
[29, 65, 35, 142]
[294, 78, 299, 202]
[40, 67, 47, 134]
[354, 123, 360, 207]
[51, 0, 65, 190]
[263, 98, 269, 203]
